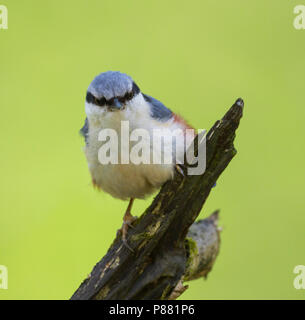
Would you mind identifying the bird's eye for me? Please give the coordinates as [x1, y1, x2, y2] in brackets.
[107, 98, 114, 105]
[125, 91, 133, 101]
[96, 97, 106, 107]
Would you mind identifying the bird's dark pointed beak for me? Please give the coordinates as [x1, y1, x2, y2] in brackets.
[112, 98, 123, 110]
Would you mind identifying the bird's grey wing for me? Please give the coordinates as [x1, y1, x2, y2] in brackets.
[143, 94, 173, 122]
[80, 117, 89, 145]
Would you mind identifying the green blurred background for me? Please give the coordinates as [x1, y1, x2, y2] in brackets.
[0, 0, 304, 300]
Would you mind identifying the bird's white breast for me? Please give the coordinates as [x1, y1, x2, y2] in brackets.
[84, 95, 187, 200]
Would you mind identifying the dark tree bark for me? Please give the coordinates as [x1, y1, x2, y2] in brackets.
[71, 98, 244, 300]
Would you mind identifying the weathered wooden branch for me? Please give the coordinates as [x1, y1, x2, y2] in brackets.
[71, 98, 244, 300]
[168, 211, 221, 300]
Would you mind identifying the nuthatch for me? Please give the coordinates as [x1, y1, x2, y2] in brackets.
[80, 71, 193, 250]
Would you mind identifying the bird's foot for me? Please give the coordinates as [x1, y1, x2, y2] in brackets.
[117, 214, 138, 252]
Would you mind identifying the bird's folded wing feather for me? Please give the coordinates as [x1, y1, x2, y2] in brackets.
[143, 94, 173, 122]
[80, 117, 89, 145]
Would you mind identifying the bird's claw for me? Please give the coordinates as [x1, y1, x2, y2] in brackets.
[123, 216, 137, 229]
[122, 238, 134, 253]
[175, 164, 185, 177]
[117, 215, 138, 253]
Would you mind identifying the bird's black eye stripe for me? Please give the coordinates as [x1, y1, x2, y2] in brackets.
[123, 91, 133, 101]
[132, 82, 140, 95]
[118, 83, 140, 103]
[86, 92, 106, 107]
[97, 97, 106, 106]
[86, 92, 96, 104]
[86, 82, 140, 107]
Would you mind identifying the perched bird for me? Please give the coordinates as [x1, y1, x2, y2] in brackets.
[80, 71, 193, 249]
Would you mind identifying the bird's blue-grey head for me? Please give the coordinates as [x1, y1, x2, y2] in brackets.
[86, 71, 140, 111]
